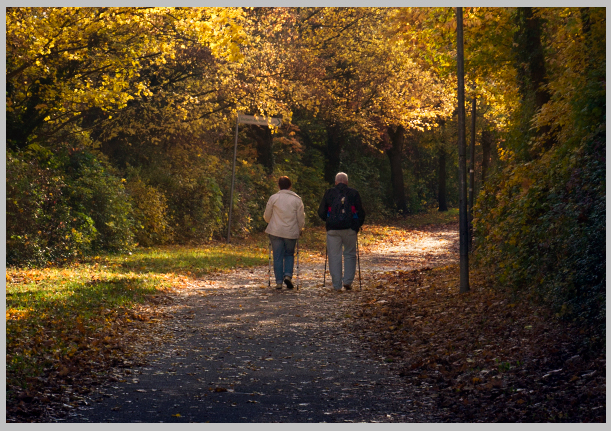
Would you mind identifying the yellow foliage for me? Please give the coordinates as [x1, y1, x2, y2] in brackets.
[6, 7, 248, 142]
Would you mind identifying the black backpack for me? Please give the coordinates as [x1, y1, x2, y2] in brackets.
[327, 188, 357, 230]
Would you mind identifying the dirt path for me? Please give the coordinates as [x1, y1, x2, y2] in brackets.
[67, 223, 458, 423]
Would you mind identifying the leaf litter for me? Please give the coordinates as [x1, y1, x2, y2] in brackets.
[350, 265, 606, 422]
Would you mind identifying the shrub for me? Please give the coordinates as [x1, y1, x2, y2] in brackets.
[6, 150, 95, 265]
[339, 142, 394, 221]
[473, 127, 605, 349]
[151, 155, 225, 243]
[124, 172, 172, 247]
[64, 148, 135, 252]
[6, 143, 136, 265]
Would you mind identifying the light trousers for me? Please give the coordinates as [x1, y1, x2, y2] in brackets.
[326, 229, 357, 290]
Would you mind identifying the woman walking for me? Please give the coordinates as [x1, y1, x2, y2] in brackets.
[264, 176, 305, 290]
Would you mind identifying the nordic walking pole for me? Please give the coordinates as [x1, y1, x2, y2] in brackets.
[295, 239, 299, 290]
[323, 246, 327, 287]
[268, 241, 272, 287]
[356, 233, 362, 291]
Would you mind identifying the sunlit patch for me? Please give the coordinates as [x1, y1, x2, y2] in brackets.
[6, 308, 30, 321]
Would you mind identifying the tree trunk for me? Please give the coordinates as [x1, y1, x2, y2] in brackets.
[515, 7, 551, 109]
[248, 125, 274, 175]
[324, 124, 343, 184]
[514, 7, 554, 151]
[438, 146, 448, 212]
[386, 126, 408, 215]
[481, 128, 492, 185]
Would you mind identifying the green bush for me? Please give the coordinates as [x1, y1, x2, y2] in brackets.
[6, 150, 93, 265]
[224, 132, 329, 238]
[150, 155, 225, 243]
[6, 143, 135, 265]
[66, 149, 135, 252]
[339, 133, 459, 217]
[124, 172, 172, 246]
[233, 162, 276, 235]
[289, 164, 328, 226]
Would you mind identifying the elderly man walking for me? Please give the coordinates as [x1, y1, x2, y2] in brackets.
[264, 176, 305, 290]
[318, 172, 366, 291]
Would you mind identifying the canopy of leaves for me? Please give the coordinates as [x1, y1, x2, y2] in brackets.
[6, 7, 247, 149]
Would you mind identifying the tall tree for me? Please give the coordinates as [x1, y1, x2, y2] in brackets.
[513, 7, 554, 154]
[247, 125, 274, 175]
[324, 123, 345, 183]
[6, 7, 247, 150]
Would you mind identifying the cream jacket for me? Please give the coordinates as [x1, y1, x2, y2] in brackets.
[264, 189, 305, 239]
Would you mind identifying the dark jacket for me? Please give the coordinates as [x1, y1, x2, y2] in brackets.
[318, 183, 366, 232]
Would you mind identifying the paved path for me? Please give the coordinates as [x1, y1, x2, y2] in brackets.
[67, 224, 458, 423]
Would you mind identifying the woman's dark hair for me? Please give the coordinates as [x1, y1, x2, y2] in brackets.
[278, 176, 291, 190]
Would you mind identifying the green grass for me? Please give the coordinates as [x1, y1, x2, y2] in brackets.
[6, 266, 165, 389]
[110, 243, 269, 277]
[5, 240, 271, 392]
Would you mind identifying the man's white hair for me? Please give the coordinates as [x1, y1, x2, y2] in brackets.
[335, 172, 348, 184]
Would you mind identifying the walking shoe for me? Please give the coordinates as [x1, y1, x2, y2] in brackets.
[275, 283, 283, 290]
[284, 276, 294, 290]
[343, 284, 352, 291]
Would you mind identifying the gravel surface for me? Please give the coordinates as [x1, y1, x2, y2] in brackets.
[66, 224, 458, 423]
